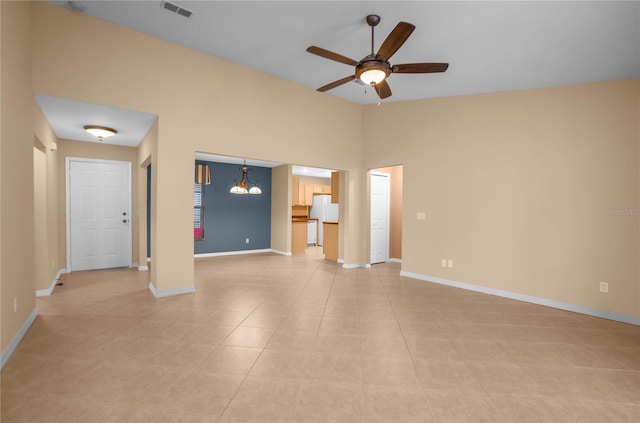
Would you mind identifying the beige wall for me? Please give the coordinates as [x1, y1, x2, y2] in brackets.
[137, 119, 157, 271]
[33, 104, 61, 290]
[31, 2, 365, 292]
[0, 0, 3, 359]
[375, 165, 403, 260]
[33, 145, 47, 288]
[56, 139, 139, 267]
[298, 176, 331, 186]
[1, 1, 36, 352]
[364, 79, 639, 318]
[271, 165, 291, 254]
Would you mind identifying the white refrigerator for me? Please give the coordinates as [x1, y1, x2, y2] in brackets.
[309, 195, 339, 246]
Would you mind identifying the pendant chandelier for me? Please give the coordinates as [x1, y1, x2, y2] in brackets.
[229, 160, 262, 195]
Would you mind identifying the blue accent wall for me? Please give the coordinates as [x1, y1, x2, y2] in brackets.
[194, 160, 271, 254]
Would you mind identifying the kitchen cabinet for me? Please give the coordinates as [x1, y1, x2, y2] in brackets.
[291, 221, 307, 254]
[323, 222, 338, 261]
[292, 205, 309, 218]
[331, 172, 339, 204]
[292, 176, 300, 204]
[313, 184, 332, 195]
[292, 177, 332, 206]
[304, 183, 314, 206]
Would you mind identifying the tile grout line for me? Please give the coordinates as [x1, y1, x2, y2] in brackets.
[356, 267, 366, 423]
[375, 265, 439, 423]
[214, 255, 331, 422]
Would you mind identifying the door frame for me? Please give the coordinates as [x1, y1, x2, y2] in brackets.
[65, 157, 132, 272]
[370, 171, 390, 264]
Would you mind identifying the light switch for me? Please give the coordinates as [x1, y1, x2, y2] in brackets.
[447, 260, 453, 268]
[416, 212, 426, 220]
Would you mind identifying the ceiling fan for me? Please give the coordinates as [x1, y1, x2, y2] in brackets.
[307, 14, 449, 100]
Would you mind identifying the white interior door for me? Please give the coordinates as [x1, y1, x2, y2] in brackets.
[370, 172, 390, 264]
[68, 158, 131, 271]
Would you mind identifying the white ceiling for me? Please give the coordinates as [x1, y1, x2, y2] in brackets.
[35, 94, 157, 148]
[37, 1, 640, 169]
[51, 0, 639, 105]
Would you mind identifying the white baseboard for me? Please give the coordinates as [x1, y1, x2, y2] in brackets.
[271, 249, 292, 256]
[35, 268, 66, 297]
[389, 258, 402, 263]
[337, 258, 344, 264]
[400, 271, 640, 326]
[137, 265, 149, 271]
[342, 263, 371, 269]
[130, 262, 139, 269]
[195, 248, 273, 258]
[147, 257, 151, 262]
[148, 282, 195, 298]
[1, 307, 38, 370]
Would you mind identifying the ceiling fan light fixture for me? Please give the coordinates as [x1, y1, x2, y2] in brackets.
[84, 125, 117, 141]
[356, 61, 390, 85]
[359, 68, 387, 85]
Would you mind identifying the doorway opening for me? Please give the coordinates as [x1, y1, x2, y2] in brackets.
[370, 165, 403, 264]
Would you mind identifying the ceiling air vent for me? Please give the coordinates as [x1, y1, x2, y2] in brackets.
[161, 1, 193, 18]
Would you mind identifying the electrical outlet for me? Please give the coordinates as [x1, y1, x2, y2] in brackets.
[441, 259, 447, 268]
[13, 297, 18, 313]
[245, 238, 250, 244]
[447, 260, 454, 268]
[416, 212, 426, 221]
[599, 281, 609, 293]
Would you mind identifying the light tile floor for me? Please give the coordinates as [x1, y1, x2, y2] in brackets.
[1, 248, 639, 422]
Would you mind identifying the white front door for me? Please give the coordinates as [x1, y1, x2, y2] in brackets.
[67, 158, 131, 271]
[370, 172, 390, 264]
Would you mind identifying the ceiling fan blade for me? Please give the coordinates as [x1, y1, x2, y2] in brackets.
[317, 75, 356, 92]
[392, 63, 449, 73]
[374, 79, 392, 99]
[376, 22, 415, 61]
[306, 46, 359, 66]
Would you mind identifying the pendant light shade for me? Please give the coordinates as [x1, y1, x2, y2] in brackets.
[195, 163, 211, 185]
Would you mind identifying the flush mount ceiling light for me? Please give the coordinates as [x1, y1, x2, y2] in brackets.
[84, 125, 117, 141]
[229, 160, 262, 195]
